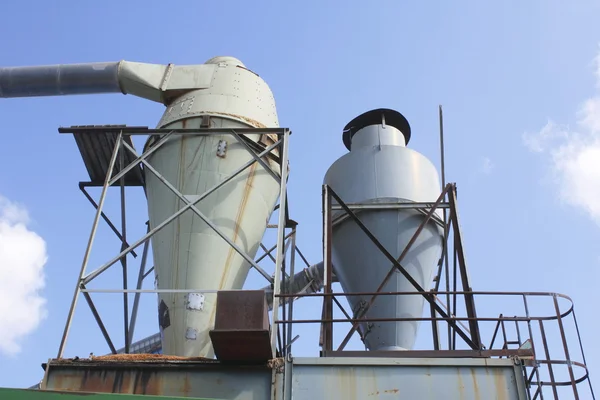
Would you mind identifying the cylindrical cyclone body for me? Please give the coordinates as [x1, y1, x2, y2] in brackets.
[145, 56, 281, 357]
[324, 109, 443, 351]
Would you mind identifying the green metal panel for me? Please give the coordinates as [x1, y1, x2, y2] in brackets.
[0, 388, 221, 400]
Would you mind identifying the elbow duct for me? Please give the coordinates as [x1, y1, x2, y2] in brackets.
[263, 261, 330, 310]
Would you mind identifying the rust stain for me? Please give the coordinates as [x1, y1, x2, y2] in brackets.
[207, 111, 267, 128]
[494, 370, 508, 400]
[470, 368, 481, 400]
[457, 371, 465, 399]
[202, 111, 281, 159]
[205, 162, 258, 347]
[182, 375, 192, 396]
[83, 354, 212, 362]
[384, 388, 399, 394]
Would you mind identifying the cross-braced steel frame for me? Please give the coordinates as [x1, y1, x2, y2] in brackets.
[318, 182, 482, 353]
[56, 125, 299, 360]
[275, 182, 595, 399]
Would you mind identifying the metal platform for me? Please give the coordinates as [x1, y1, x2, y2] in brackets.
[68, 125, 146, 187]
[40, 356, 527, 400]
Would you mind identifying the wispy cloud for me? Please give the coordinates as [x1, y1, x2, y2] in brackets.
[481, 157, 494, 174]
[0, 195, 48, 356]
[523, 49, 600, 225]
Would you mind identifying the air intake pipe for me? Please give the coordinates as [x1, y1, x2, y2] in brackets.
[0, 61, 216, 104]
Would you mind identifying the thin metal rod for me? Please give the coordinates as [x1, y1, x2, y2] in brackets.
[82, 140, 281, 284]
[439, 106, 451, 350]
[128, 224, 150, 348]
[82, 288, 226, 293]
[256, 231, 295, 264]
[79, 185, 137, 257]
[331, 202, 450, 210]
[523, 295, 544, 398]
[259, 243, 277, 264]
[59, 126, 287, 135]
[81, 290, 117, 354]
[553, 295, 579, 398]
[332, 296, 353, 322]
[571, 308, 596, 399]
[433, 217, 453, 293]
[277, 316, 544, 323]
[134, 148, 274, 282]
[286, 228, 297, 354]
[323, 185, 333, 353]
[500, 316, 508, 351]
[439, 105, 447, 197]
[231, 130, 281, 183]
[271, 129, 290, 357]
[281, 245, 287, 355]
[107, 131, 174, 187]
[57, 131, 122, 358]
[119, 137, 130, 354]
[277, 290, 573, 299]
[452, 236, 458, 350]
[295, 246, 311, 268]
[142, 266, 154, 279]
[539, 320, 559, 400]
[444, 233, 451, 349]
[430, 299, 440, 350]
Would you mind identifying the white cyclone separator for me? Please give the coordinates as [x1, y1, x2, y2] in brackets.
[144, 56, 282, 357]
[324, 109, 443, 351]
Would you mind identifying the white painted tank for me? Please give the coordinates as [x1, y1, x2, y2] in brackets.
[144, 56, 281, 357]
[324, 109, 443, 351]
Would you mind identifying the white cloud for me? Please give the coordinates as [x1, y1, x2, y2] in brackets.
[523, 50, 600, 225]
[482, 157, 494, 174]
[0, 195, 48, 356]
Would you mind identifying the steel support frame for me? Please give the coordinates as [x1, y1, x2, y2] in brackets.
[318, 182, 482, 355]
[56, 126, 292, 359]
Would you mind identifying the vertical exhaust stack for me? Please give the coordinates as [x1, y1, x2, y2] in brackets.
[324, 109, 443, 351]
[0, 56, 283, 358]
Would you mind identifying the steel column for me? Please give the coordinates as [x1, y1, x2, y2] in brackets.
[271, 129, 290, 357]
[57, 131, 122, 358]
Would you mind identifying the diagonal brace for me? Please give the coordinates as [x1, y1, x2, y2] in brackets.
[79, 184, 138, 258]
[231, 131, 281, 183]
[128, 141, 275, 283]
[448, 185, 482, 349]
[81, 140, 281, 285]
[331, 184, 478, 351]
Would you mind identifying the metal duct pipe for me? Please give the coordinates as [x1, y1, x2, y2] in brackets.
[0, 62, 121, 98]
[263, 261, 330, 310]
[0, 61, 216, 104]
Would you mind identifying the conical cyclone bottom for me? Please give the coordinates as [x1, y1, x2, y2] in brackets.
[145, 117, 280, 357]
[332, 209, 443, 351]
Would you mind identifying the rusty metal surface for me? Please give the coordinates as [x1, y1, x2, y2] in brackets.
[43, 358, 277, 399]
[324, 349, 534, 359]
[210, 290, 272, 362]
[213, 290, 270, 331]
[71, 126, 145, 186]
[291, 357, 528, 400]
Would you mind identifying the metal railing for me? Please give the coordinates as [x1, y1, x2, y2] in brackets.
[275, 290, 594, 399]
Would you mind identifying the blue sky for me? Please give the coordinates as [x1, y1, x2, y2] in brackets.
[0, 0, 599, 392]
